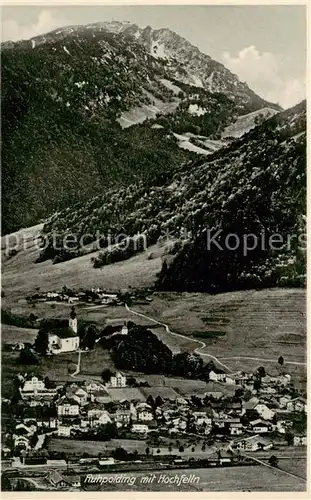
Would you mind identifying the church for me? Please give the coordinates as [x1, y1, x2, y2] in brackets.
[47, 307, 80, 354]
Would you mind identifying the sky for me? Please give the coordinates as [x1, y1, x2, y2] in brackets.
[1, 5, 307, 108]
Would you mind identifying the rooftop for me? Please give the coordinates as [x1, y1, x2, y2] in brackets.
[49, 327, 78, 339]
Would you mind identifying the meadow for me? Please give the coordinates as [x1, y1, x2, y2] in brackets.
[83, 465, 306, 491]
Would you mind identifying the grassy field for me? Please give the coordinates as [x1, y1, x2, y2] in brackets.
[84, 465, 306, 491]
[2, 225, 163, 305]
[1, 351, 41, 398]
[107, 388, 146, 402]
[47, 438, 147, 456]
[1, 324, 38, 344]
[276, 458, 307, 480]
[134, 289, 306, 376]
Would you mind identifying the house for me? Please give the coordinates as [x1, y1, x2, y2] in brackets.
[114, 409, 132, 426]
[204, 391, 223, 399]
[100, 293, 118, 305]
[193, 412, 212, 426]
[254, 403, 275, 420]
[229, 423, 244, 436]
[276, 420, 292, 434]
[279, 395, 291, 408]
[46, 470, 71, 488]
[250, 419, 273, 433]
[224, 375, 235, 385]
[98, 457, 116, 466]
[109, 372, 127, 388]
[22, 376, 45, 393]
[57, 424, 72, 437]
[14, 342, 25, 351]
[243, 397, 259, 411]
[234, 372, 253, 386]
[66, 476, 81, 488]
[13, 435, 30, 450]
[136, 403, 153, 421]
[120, 322, 128, 335]
[293, 435, 307, 446]
[277, 374, 291, 385]
[235, 435, 273, 452]
[87, 405, 112, 426]
[209, 371, 226, 383]
[36, 417, 58, 429]
[47, 308, 79, 354]
[56, 396, 80, 417]
[261, 386, 277, 395]
[47, 292, 60, 299]
[66, 385, 88, 406]
[132, 423, 149, 434]
[84, 381, 103, 394]
[286, 397, 307, 413]
[137, 409, 154, 422]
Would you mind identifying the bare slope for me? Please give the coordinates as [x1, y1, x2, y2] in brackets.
[133, 289, 306, 374]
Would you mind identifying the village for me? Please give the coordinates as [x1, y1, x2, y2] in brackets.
[1, 294, 307, 491]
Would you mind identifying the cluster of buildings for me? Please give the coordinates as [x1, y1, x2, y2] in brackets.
[2, 363, 307, 462]
[29, 288, 120, 306]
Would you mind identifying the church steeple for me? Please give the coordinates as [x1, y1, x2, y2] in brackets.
[69, 307, 78, 334]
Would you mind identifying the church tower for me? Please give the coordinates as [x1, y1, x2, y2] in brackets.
[69, 307, 78, 334]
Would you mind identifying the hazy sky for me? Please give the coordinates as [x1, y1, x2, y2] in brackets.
[1, 5, 306, 108]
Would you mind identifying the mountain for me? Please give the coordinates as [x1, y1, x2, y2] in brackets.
[156, 101, 306, 292]
[2, 21, 280, 235]
[35, 100, 306, 293]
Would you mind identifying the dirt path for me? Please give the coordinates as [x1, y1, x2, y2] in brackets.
[125, 304, 306, 372]
[125, 304, 233, 372]
[242, 453, 307, 483]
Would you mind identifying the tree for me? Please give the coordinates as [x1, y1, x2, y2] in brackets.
[44, 376, 55, 389]
[278, 356, 284, 366]
[112, 447, 128, 461]
[284, 430, 294, 446]
[82, 325, 98, 350]
[191, 447, 195, 452]
[202, 443, 206, 452]
[168, 444, 172, 454]
[29, 432, 39, 448]
[257, 366, 266, 378]
[179, 445, 184, 453]
[34, 330, 49, 356]
[157, 448, 161, 454]
[146, 395, 155, 409]
[145, 447, 150, 456]
[253, 378, 262, 391]
[155, 395, 164, 407]
[1, 475, 12, 491]
[19, 347, 39, 365]
[101, 368, 113, 383]
[268, 455, 278, 468]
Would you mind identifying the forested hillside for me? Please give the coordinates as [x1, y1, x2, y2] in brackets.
[2, 21, 279, 234]
[34, 101, 306, 291]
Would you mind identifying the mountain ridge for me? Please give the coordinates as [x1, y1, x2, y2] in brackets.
[2, 21, 282, 235]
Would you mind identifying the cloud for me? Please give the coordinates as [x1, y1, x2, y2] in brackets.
[222, 45, 305, 109]
[2, 10, 67, 43]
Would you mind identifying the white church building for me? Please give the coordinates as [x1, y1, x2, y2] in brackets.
[47, 307, 80, 354]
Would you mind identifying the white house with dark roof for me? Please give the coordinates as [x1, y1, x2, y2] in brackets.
[56, 396, 80, 417]
[234, 435, 273, 452]
[21, 375, 45, 393]
[109, 372, 127, 388]
[47, 308, 79, 354]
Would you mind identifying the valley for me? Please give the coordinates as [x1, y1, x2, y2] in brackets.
[1, 14, 307, 494]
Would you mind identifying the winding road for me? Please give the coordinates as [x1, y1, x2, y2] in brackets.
[125, 304, 233, 372]
[125, 304, 306, 372]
